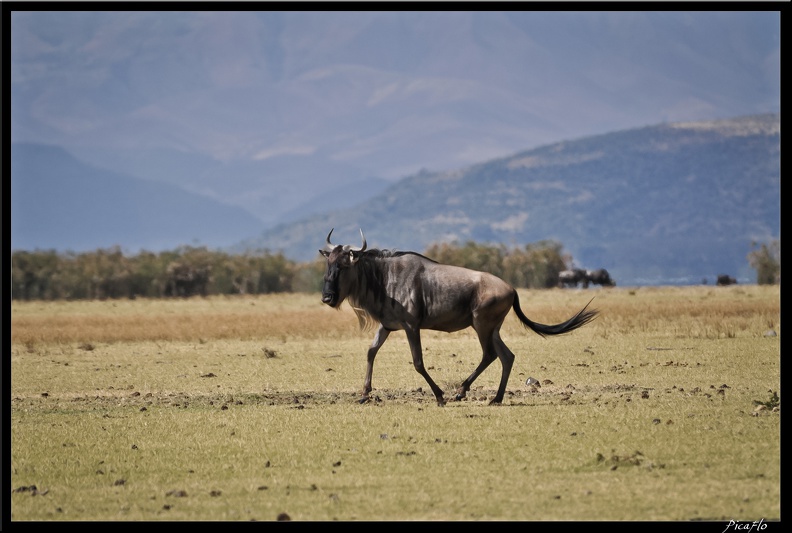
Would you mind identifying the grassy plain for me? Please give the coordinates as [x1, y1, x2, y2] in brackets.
[9, 285, 780, 521]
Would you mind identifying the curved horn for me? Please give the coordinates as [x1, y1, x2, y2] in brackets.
[323, 228, 336, 253]
[328, 228, 367, 254]
[346, 228, 367, 253]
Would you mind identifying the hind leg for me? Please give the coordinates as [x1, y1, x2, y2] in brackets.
[489, 331, 516, 404]
[454, 351, 497, 401]
[456, 291, 512, 402]
[454, 323, 499, 401]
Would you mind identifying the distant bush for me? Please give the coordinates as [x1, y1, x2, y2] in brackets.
[748, 239, 780, 285]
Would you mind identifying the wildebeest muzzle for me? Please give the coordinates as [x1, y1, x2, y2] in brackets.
[321, 262, 341, 307]
[321, 286, 337, 306]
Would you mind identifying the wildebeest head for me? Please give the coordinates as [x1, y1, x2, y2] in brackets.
[319, 228, 367, 307]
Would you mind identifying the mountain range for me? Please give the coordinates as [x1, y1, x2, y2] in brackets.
[11, 114, 779, 287]
[234, 113, 780, 286]
[10, 11, 780, 232]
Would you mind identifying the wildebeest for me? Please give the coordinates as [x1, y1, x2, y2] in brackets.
[320, 229, 598, 406]
[717, 274, 737, 286]
[586, 269, 615, 287]
[164, 262, 211, 297]
[558, 268, 588, 288]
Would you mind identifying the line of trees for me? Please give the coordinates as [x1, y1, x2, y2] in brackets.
[10, 246, 325, 301]
[10, 240, 572, 301]
[10, 238, 779, 301]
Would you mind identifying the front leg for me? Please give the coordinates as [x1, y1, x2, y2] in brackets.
[404, 327, 446, 406]
[360, 325, 390, 404]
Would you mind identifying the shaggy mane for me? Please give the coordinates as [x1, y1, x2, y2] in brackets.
[345, 248, 435, 331]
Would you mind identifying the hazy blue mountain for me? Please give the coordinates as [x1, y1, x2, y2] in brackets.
[65, 145, 385, 227]
[11, 12, 780, 229]
[277, 177, 393, 225]
[10, 143, 267, 253]
[234, 114, 780, 286]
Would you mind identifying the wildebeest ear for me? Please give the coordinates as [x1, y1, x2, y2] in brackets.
[349, 250, 361, 264]
[319, 249, 330, 258]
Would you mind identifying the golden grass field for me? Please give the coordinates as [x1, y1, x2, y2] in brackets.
[10, 285, 780, 521]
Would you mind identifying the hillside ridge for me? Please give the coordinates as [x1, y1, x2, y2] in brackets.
[236, 113, 780, 286]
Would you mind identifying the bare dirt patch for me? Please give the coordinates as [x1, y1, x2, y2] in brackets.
[11, 381, 757, 412]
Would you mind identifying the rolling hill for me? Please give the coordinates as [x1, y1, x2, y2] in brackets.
[234, 114, 780, 286]
[10, 143, 267, 253]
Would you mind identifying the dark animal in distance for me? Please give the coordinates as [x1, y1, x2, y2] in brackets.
[558, 268, 615, 288]
[558, 268, 588, 288]
[319, 229, 598, 406]
[586, 268, 616, 287]
[164, 262, 211, 297]
[717, 274, 737, 286]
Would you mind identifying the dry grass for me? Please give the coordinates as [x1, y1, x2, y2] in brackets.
[11, 293, 361, 345]
[11, 285, 778, 345]
[9, 285, 780, 521]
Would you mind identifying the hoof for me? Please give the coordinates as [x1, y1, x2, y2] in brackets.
[358, 396, 371, 404]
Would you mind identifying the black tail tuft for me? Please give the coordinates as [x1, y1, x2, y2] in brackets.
[512, 294, 598, 338]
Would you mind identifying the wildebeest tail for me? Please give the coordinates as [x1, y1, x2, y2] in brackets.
[512, 293, 598, 338]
